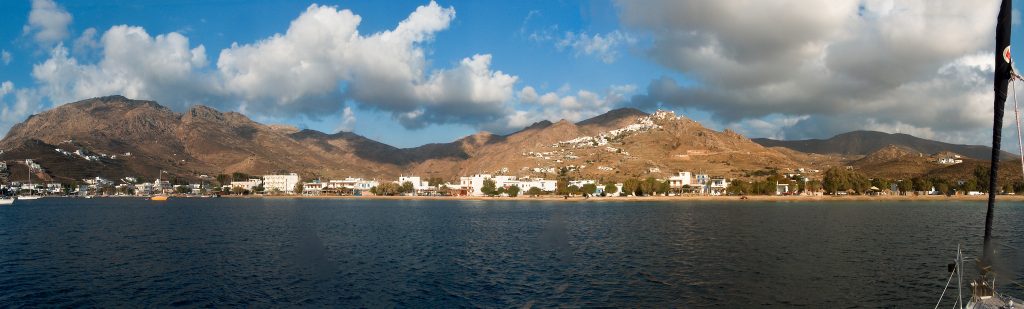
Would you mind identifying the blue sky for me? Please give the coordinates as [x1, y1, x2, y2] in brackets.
[0, 0, 1022, 148]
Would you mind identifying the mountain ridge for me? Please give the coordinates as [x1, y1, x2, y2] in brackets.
[752, 130, 1012, 160]
[0, 95, 1008, 184]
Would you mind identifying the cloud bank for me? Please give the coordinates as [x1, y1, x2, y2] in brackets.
[618, 0, 1004, 144]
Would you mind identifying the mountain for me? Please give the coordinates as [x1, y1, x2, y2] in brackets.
[0, 95, 406, 183]
[0, 96, 811, 184]
[752, 130, 1013, 160]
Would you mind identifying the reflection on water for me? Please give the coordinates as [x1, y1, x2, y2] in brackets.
[0, 198, 1022, 307]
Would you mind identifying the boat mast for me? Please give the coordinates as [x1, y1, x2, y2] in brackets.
[984, 0, 1013, 266]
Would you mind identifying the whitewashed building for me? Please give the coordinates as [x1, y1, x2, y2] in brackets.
[668, 172, 693, 190]
[263, 173, 300, 194]
[230, 178, 263, 191]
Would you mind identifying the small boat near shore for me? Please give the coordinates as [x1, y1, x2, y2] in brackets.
[0, 196, 15, 205]
[150, 195, 168, 201]
[18, 195, 41, 200]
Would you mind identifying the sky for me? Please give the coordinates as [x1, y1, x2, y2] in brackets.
[1, 0, 1023, 148]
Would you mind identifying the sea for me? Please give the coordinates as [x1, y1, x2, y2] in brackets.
[1, 198, 1023, 307]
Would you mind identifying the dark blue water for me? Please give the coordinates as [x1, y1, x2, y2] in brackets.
[1, 198, 1023, 307]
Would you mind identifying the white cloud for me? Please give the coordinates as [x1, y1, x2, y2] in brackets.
[499, 84, 636, 130]
[23, 0, 72, 46]
[0, 81, 12, 97]
[556, 30, 636, 63]
[31, 26, 215, 110]
[1, 50, 10, 65]
[620, 0, 1005, 145]
[72, 27, 100, 54]
[217, 2, 518, 128]
[0, 83, 43, 133]
[336, 106, 356, 132]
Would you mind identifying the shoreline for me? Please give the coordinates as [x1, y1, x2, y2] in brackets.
[212, 194, 1024, 202]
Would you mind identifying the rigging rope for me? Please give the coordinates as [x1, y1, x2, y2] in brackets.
[1013, 79, 1024, 182]
[935, 266, 957, 309]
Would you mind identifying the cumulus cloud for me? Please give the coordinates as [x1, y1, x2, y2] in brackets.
[336, 106, 357, 132]
[499, 84, 636, 130]
[0, 82, 43, 133]
[72, 27, 100, 55]
[216, 2, 519, 128]
[556, 30, 636, 63]
[1, 50, 10, 65]
[0, 81, 12, 97]
[23, 0, 72, 46]
[619, 0, 1005, 144]
[31, 26, 216, 110]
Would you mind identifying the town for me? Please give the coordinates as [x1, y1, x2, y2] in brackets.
[1, 157, 1006, 199]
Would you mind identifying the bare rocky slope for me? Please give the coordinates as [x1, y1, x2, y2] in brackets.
[0, 95, 1010, 184]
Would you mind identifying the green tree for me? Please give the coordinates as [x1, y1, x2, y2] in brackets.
[216, 174, 231, 186]
[176, 186, 190, 194]
[727, 179, 750, 195]
[640, 177, 658, 196]
[427, 177, 445, 187]
[822, 168, 845, 194]
[401, 181, 415, 194]
[232, 172, 250, 181]
[581, 183, 597, 196]
[897, 180, 912, 195]
[506, 186, 520, 197]
[374, 182, 401, 196]
[481, 178, 497, 196]
[293, 182, 303, 194]
[527, 187, 543, 197]
[567, 185, 581, 196]
[656, 180, 670, 195]
[806, 180, 822, 193]
[603, 183, 618, 196]
[622, 178, 641, 196]
[555, 179, 569, 195]
[252, 183, 265, 194]
[231, 186, 244, 195]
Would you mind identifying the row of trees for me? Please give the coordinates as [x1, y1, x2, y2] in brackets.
[816, 165, 1009, 195]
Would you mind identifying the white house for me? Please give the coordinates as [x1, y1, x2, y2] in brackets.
[302, 182, 326, 195]
[707, 177, 729, 196]
[230, 178, 263, 192]
[263, 173, 300, 194]
[775, 182, 790, 195]
[460, 174, 492, 196]
[668, 172, 693, 191]
[397, 175, 433, 193]
[516, 178, 557, 192]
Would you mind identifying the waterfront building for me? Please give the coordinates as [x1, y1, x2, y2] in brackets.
[708, 177, 729, 196]
[302, 181, 326, 195]
[263, 173, 300, 194]
[229, 178, 262, 192]
[397, 175, 433, 194]
[668, 172, 693, 190]
[515, 177, 557, 192]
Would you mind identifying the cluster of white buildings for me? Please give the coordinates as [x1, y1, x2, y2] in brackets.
[300, 177, 380, 195]
[226, 173, 301, 193]
[667, 172, 730, 196]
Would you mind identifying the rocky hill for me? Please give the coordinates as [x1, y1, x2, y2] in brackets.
[2, 95, 1015, 185]
[753, 130, 1012, 160]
